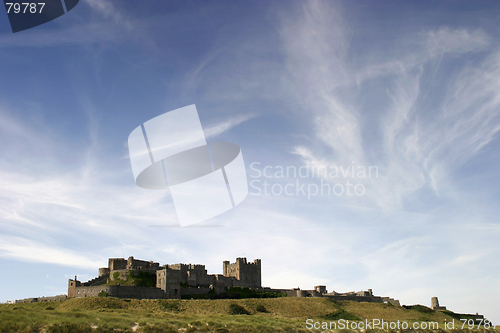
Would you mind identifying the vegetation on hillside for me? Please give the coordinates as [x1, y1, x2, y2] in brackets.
[0, 297, 496, 332]
[181, 286, 286, 300]
[105, 270, 156, 287]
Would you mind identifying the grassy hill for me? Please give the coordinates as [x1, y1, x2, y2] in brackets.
[0, 297, 496, 332]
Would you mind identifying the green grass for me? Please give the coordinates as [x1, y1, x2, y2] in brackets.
[0, 297, 496, 332]
[255, 304, 267, 313]
[228, 303, 250, 315]
[320, 309, 361, 321]
[403, 304, 435, 313]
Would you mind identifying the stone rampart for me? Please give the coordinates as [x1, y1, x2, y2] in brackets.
[180, 286, 211, 296]
[73, 285, 164, 299]
[325, 295, 384, 303]
[16, 295, 67, 303]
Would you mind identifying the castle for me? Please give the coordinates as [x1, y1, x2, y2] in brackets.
[68, 256, 261, 299]
[67, 256, 401, 305]
[9, 256, 488, 325]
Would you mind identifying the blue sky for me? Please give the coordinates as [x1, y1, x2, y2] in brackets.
[1, 0, 499, 323]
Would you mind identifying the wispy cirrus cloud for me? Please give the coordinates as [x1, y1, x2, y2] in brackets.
[86, 0, 134, 31]
[204, 113, 257, 138]
[0, 236, 104, 269]
[280, 2, 364, 167]
[354, 26, 491, 86]
[431, 49, 500, 166]
[0, 107, 180, 265]
[281, 1, 499, 211]
[424, 27, 490, 57]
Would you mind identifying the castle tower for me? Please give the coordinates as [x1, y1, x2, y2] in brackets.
[222, 257, 261, 288]
[253, 259, 261, 287]
[156, 266, 181, 299]
[431, 297, 439, 309]
[315, 285, 327, 294]
[67, 277, 81, 298]
[236, 257, 246, 280]
[431, 296, 445, 310]
[98, 267, 110, 277]
[223, 260, 230, 276]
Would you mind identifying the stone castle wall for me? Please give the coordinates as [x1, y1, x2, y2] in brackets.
[109, 286, 165, 299]
[180, 286, 211, 296]
[168, 263, 214, 287]
[16, 295, 67, 303]
[70, 284, 165, 299]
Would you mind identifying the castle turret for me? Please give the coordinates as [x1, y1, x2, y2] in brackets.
[98, 267, 110, 277]
[431, 296, 446, 310]
[431, 297, 439, 309]
[315, 285, 327, 294]
[67, 277, 81, 298]
[253, 259, 261, 288]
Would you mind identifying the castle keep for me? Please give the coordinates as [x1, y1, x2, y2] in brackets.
[68, 257, 262, 299]
[223, 258, 261, 288]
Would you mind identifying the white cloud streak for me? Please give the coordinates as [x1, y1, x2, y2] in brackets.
[424, 27, 490, 57]
[203, 113, 257, 138]
[0, 236, 103, 269]
[86, 0, 134, 31]
[281, 1, 499, 211]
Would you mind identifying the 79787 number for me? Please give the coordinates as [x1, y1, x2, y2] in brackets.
[460, 318, 492, 329]
[5, 3, 45, 14]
